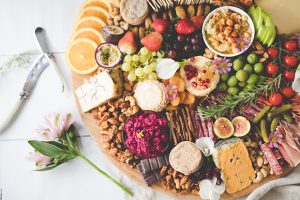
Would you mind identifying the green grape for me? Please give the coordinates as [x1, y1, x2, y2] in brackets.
[150, 62, 157, 71]
[152, 52, 157, 57]
[139, 55, 148, 63]
[148, 72, 158, 80]
[121, 62, 132, 72]
[132, 54, 139, 62]
[124, 55, 132, 63]
[135, 67, 144, 77]
[143, 65, 152, 74]
[128, 72, 136, 81]
[140, 47, 149, 56]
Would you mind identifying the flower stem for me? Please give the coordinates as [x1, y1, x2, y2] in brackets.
[77, 152, 133, 196]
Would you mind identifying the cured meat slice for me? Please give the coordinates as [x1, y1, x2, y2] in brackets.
[260, 143, 283, 175]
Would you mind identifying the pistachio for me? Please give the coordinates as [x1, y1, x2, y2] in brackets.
[187, 5, 195, 18]
[260, 168, 268, 177]
[139, 27, 145, 39]
[251, 141, 259, 149]
[196, 4, 203, 16]
[144, 17, 152, 29]
[256, 156, 263, 167]
[175, 6, 186, 19]
[253, 171, 263, 183]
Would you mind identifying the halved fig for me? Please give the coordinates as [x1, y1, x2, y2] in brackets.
[213, 117, 234, 139]
[101, 25, 125, 43]
[232, 116, 251, 137]
[95, 42, 122, 69]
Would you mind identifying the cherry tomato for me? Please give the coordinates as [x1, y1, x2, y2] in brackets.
[269, 93, 283, 106]
[283, 70, 295, 81]
[282, 86, 295, 98]
[283, 55, 298, 68]
[266, 62, 279, 75]
[267, 47, 279, 59]
[283, 40, 297, 52]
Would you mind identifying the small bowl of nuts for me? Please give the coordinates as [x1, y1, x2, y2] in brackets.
[202, 6, 255, 57]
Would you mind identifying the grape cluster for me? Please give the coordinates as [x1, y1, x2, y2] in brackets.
[121, 47, 165, 82]
[163, 25, 204, 61]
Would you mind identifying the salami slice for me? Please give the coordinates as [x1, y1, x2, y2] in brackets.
[260, 143, 283, 175]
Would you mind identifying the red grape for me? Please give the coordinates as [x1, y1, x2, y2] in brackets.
[167, 50, 177, 59]
[177, 35, 185, 42]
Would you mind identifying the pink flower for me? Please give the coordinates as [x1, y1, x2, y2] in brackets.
[36, 126, 58, 141]
[28, 151, 52, 168]
[164, 83, 178, 101]
[213, 57, 232, 74]
[236, 37, 250, 52]
[269, 131, 283, 148]
[43, 112, 74, 138]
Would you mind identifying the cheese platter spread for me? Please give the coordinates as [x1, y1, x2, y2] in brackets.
[66, 0, 300, 199]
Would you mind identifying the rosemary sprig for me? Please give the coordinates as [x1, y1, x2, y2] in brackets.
[197, 75, 282, 119]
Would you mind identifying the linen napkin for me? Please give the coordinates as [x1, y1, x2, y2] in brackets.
[246, 166, 300, 200]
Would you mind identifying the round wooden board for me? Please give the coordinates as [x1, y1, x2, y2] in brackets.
[70, 0, 300, 198]
[72, 72, 293, 199]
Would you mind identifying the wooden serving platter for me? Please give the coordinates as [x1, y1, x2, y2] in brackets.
[71, 0, 300, 199]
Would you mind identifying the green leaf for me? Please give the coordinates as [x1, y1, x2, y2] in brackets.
[35, 154, 77, 171]
[28, 140, 71, 158]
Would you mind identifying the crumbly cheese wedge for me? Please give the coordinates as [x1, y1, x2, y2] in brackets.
[213, 138, 255, 194]
[75, 71, 117, 112]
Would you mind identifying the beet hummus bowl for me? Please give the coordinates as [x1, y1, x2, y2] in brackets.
[123, 112, 171, 158]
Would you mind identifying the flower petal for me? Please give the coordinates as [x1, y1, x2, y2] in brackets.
[213, 177, 225, 194]
[210, 190, 221, 200]
[156, 58, 180, 80]
[199, 179, 213, 199]
[196, 137, 215, 156]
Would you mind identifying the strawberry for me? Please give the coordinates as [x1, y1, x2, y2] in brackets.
[141, 32, 163, 52]
[175, 18, 195, 35]
[191, 15, 205, 30]
[118, 31, 137, 54]
[151, 18, 168, 34]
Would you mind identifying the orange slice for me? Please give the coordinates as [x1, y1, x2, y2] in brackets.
[80, 0, 110, 11]
[77, 6, 108, 23]
[66, 38, 98, 74]
[73, 16, 106, 33]
[72, 27, 105, 44]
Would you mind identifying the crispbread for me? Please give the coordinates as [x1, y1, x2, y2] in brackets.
[120, 0, 149, 25]
[169, 141, 203, 175]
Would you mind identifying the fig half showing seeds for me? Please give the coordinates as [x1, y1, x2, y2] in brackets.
[232, 116, 251, 137]
[95, 42, 122, 69]
[213, 117, 234, 139]
[102, 25, 125, 43]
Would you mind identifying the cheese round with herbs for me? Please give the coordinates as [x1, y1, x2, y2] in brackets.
[134, 80, 168, 112]
[169, 141, 203, 175]
[180, 56, 220, 97]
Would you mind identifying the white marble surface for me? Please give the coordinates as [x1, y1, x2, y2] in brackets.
[0, 1, 299, 200]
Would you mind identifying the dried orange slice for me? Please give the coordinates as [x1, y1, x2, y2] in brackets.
[72, 27, 105, 44]
[80, 0, 110, 11]
[77, 6, 108, 23]
[73, 16, 106, 33]
[66, 38, 98, 74]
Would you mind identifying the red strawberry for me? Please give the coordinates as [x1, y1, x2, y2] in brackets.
[151, 18, 168, 34]
[141, 32, 163, 52]
[118, 31, 137, 54]
[191, 15, 205, 30]
[175, 18, 195, 35]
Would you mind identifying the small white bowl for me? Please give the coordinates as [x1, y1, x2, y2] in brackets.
[202, 6, 255, 57]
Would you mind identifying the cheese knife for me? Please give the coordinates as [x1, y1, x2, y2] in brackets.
[0, 27, 64, 133]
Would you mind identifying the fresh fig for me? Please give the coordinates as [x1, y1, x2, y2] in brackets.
[213, 117, 234, 139]
[102, 25, 125, 43]
[232, 116, 251, 137]
[95, 42, 122, 69]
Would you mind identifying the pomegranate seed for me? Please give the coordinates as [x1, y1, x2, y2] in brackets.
[191, 81, 198, 87]
[202, 70, 206, 73]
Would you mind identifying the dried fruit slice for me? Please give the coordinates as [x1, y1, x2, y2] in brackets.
[73, 16, 106, 33]
[71, 27, 105, 44]
[169, 75, 185, 92]
[232, 116, 251, 137]
[102, 25, 125, 43]
[213, 117, 234, 139]
[95, 43, 122, 69]
[66, 38, 98, 74]
[77, 6, 108, 23]
[80, 0, 110, 11]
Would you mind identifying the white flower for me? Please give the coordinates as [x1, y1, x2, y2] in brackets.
[27, 151, 51, 168]
[156, 58, 180, 80]
[37, 112, 74, 140]
[292, 67, 300, 92]
[199, 177, 225, 200]
[195, 137, 215, 157]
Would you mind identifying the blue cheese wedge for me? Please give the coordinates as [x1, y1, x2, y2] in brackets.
[75, 71, 119, 112]
[213, 138, 255, 194]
